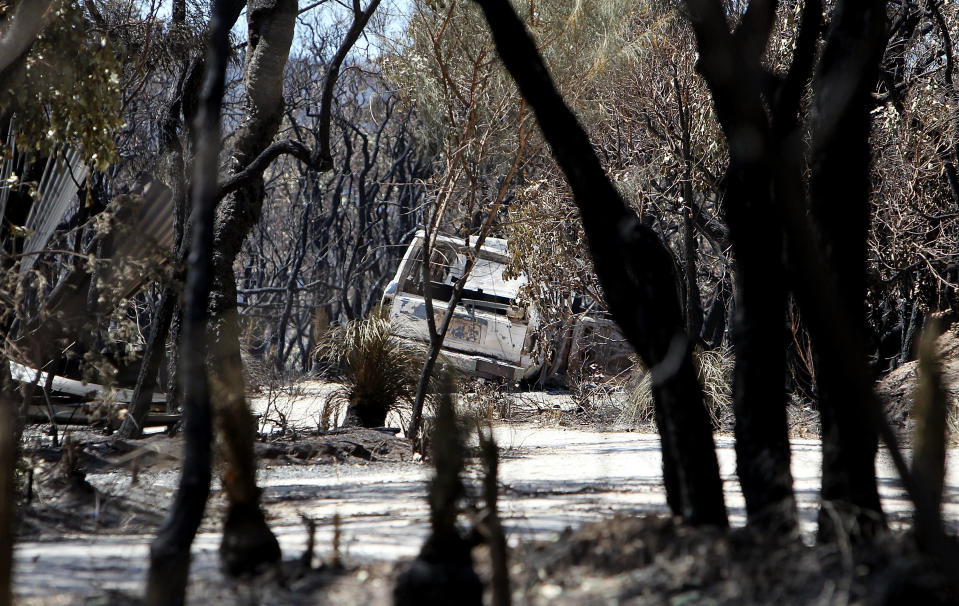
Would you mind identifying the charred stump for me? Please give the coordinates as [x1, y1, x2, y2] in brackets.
[395, 382, 482, 606]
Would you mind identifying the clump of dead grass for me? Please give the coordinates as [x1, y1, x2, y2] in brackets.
[314, 311, 427, 428]
[314, 310, 459, 429]
[459, 378, 514, 423]
[618, 345, 733, 429]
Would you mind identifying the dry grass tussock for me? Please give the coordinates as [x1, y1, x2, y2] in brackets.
[618, 345, 733, 429]
[314, 311, 427, 428]
[313, 311, 457, 428]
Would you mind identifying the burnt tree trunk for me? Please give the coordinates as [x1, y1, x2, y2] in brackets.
[273, 200, 312, 372]
[144, 1, 241, 603]
[475, 0, 726, 526]
[207, 0, 297, 576]
[117, 290, 176, 437]
[118, 52, 193, 438]
[674, 77, 703, 342]
[684, 0, 802, 534]
[207, 0, 382, 573]
[807, 0, 888, 541]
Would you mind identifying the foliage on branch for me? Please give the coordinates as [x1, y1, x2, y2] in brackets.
[0, 0, 123, 170]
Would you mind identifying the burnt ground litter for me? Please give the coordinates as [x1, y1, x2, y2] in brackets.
[12, 408, 959, 604]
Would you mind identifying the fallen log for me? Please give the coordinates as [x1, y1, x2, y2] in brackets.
[9, 361, 166, 404]
[26, 402, 178, 427]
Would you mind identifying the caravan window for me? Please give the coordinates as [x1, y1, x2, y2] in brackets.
[401, 241, 462, 301]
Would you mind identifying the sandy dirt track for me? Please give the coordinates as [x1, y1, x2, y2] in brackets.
[12, 383, 959, 603]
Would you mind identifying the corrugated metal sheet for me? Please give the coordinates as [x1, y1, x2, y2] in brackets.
[20, 148, 89, 276]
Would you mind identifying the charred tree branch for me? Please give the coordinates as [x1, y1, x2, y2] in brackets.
[217, 139, 317, 201]
[315, 0, 382, 171]
[474, 0, 727, 527]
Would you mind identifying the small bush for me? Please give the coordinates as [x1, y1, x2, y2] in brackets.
[315, 312, 427, 428]
[618, 345, 733, 430]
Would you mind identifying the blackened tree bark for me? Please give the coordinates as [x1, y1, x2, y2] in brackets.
[119, 9, 197, 439]
[144, 1, 242, 603]
[166, 57, 208, 417]
[209, 0, 382, 574]
[272, 199, 312, 372]
[674, 76, 703, 342]
[208, 0, 297, 575]
[765, 9, 951, 570]
[118, 290, 176, 437]
[684, 0, 799, 533]
[806, 0, 888, 541]
[171, 0, 185, 23]
[474, 0, 726, 526]
[750, 0, 950, 555]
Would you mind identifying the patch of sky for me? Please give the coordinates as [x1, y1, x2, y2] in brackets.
[154, 0, 414, 60]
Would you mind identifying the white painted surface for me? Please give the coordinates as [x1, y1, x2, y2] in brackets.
[9, 361, 166, 403]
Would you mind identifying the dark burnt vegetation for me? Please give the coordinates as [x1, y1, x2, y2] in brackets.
[2, 0, 959, 604]
[474, 0, 959, 596]
[511, 514, 957, 605]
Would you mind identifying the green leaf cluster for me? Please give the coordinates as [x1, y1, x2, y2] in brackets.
[1, 1, 123, 171]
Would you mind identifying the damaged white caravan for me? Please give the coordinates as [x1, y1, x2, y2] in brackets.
[382, 231, 538, 381]
[382, 230, 632, 382]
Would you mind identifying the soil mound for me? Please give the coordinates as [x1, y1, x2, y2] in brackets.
[878, 321, 959, 431]
[510, 515, 957, 605]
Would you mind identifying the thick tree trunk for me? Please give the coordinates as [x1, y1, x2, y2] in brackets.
[725, 167, 795, 532]
[807, 0, 888, 541]
[144, 2, 241, 603]
[684, 0, 799, 534]
[208, 0, 297, 575]
[475, 0, 726, 526]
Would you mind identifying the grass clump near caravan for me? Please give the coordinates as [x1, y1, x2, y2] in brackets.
[315, 310, 427, 428]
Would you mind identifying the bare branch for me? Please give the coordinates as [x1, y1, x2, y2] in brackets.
[316, 0, 382, 169]
[217, 139, 317, 201]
